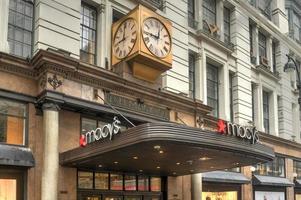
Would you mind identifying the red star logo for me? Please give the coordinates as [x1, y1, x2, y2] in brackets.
[79, 135, 86, 147]
[217, 119, 226, 134]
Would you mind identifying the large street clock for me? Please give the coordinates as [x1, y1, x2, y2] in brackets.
[111, 5, 172, 82]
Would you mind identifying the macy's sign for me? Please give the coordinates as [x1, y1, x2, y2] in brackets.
[80, 116, 121, 147]
[217, 119, 259, 144]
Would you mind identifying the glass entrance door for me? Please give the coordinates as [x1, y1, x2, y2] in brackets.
[103, 196, 122, 200]
[124, 196, 141, 200]
[81, 197, 100, 200]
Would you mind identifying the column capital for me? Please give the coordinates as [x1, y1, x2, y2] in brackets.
[42, 102, 60, 111]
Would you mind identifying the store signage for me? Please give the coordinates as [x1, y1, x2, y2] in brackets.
[105, 93, 170, 120]
[80, 116, 121, 147]
[217, 119, 259, 144]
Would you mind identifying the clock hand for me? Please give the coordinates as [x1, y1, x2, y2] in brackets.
[144, 31, 158, 39]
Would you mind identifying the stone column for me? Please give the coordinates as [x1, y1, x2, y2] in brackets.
[216, 0, 224, 41]
[41, 102, 60, 200]
[191, 173, 202, 200]
[0, 0, 9, 53]
[269, 91, 279, 136]
[267, 36, 273, 70]
[195, 52, 203, 101]
[219, 62, 230, 121]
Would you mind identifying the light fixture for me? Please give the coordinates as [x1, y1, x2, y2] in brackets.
[250, 166, 256, 172]
[156, 166, 160, 169]
[293, 172, 298, 178]
[114, 161, 118, 164]
[210, 166, 214, 169]
[176, 162, 180, 165]
[139, 169, 143, 172]
[234, 162, 240, 165]
[159, 150, 164, 154]
[154, 145, 161, 150]
[199, 157, 211, 161]
[284, 57, 296, 73]
[172, 172, 176, 175]
[98, 164, 102, 168]
[133, 156, 138, 160]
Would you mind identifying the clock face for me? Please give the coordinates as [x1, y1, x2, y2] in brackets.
[113, 18, 137, 59]
[142, 17, 171, 58]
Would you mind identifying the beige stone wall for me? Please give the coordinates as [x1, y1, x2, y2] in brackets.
[168, 175, 191, 200]
[27, 104, 43, 200]
[0, 71, 37, 96]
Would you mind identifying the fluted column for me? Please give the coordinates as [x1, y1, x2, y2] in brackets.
[41, 102, 60, 200]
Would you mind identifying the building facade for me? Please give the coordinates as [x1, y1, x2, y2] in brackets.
[0, 0, 300, 200]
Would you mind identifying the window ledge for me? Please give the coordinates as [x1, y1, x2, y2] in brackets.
[254, 64, 280, 81]
[196, 29, 235, 53]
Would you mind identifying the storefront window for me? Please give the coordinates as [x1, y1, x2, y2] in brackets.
[202, 191, 238, 200]
[78, 171, 93, 189]
[296, 194, 301, 200]
[0, 179, 17, 199]
[138, 176, 149, 191]
[110, 174, 123, 190]
[0, 98, 26, 145]
[150, 177, 161, 192]
[224, 167, 240, 173]
[124, 175, 136, 191]
[0, 169, 24, 200]
[95, 173, 108, 190]
[294, 160, 301, 178]
[254, 156, 285, 177]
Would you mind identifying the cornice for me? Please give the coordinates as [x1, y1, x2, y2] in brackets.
[259, 132, 301, 151]
[0, 50, 212, 118]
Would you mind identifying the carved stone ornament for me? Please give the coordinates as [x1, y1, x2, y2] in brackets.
[48, 74, 62, 90]
[39, 73, 47, 89]
[42, 102, 60, 111]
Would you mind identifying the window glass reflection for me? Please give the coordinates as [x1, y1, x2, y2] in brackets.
[95, 173, 108, 190]
[254, 156, 285, 177]
[110, 174, 123, 190]
[150, 177, 161, 192]
[124, 175, 136, 191]
[78, 171, 93, 189]
[138, 176, 149, 191]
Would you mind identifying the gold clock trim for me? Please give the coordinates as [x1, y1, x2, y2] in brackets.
[113, 17, 138, 60]
[141, 17, 172, 59]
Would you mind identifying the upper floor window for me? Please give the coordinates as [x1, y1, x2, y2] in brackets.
[254, 156, 285, 177]
[202, 0, 216, 32]
[8, 0, 34, 58]
[293, 12, 301, 42]
[112, 9, 124, 23]
[188, 52, 196, 98]
[294, 160, 301, 178]
[263, 91, 270, 134]
[80, 3, 97, 65]
[249, 0, 272, 20]
[207, 63, 219, 118]
[258, 32, 267, 58]
[188, 0, 196, 28]
[223, 7, 231, 44]
[0, 98, 26, 146]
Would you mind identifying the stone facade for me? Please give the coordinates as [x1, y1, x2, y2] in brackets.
[0, 0, 301, 200]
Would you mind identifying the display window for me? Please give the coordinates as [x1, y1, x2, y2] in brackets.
[296, 194, 301, 200]
[254, 191, 285, 200]
[202, 183, 241, 200]
[202, 191, 238, 200]
[0, 169, 25, 200]
[0, 98, 27, 146]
